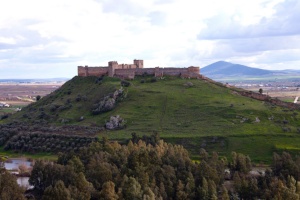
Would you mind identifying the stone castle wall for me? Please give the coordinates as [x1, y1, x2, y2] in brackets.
[239, 91, 300, 110]
[78, 66, 108, 77]
[78, 59, 200, 79]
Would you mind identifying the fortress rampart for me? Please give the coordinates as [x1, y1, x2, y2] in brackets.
[78, 66, 108, 77]
[78, 59, 201, 79]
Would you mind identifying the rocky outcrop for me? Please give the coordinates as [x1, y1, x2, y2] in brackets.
[105, 115, 126, 130]
[92, 88, 126, 115]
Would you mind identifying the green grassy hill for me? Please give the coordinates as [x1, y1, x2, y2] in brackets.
[2, 76, 300, 163]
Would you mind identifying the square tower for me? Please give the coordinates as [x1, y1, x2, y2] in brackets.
[108, 61, 118, 77]
[133, 59, 144, 68]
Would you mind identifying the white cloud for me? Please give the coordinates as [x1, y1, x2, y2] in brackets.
[0, 0, 299, 78]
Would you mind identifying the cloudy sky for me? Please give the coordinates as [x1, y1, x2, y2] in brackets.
[0, 0, 299, 78]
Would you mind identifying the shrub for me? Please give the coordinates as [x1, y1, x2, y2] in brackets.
[75, 95, 82, 102]
[95, 76, 104, 84]
[283, 119, 289, 124]
[121, 80, 131, 87]
[0, 114, 9, 120]
[36, 95, 41, 101]
[150, 77, 157, 83]
[184, 82, 193, 87]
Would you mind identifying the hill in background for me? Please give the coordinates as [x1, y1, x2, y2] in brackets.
[201, 61, 272, 78]
[201, 61, 300, 81]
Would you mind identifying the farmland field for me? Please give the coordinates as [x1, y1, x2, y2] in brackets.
[0, 83, 64, 115]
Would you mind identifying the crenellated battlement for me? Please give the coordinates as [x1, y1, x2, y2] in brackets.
[78, 59, 201, 79]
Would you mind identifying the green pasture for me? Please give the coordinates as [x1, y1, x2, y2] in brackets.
[2, 76, 300, 163]
[0, 147, 57, 161]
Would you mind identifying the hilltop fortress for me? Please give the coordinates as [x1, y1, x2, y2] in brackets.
[78, 59, 201, 79]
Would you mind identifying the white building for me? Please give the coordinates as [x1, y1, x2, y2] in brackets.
[0, 102, 10, 108]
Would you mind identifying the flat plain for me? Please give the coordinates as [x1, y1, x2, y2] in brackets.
[0, 83, 63, 115]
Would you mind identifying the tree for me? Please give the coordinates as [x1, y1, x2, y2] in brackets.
[197, 177, 209, 200]
[42, 180, 71, 200]
[221, 185, 230, 200]
[176, 180, 188, 200]
[122, 177, 142, 200]
[36, 95, 41, 101]
[0, 171, 26, 200]
[99, 181, 118, 200]
[29, 160, 46, 191]
[142, 187, 155, 200]
[259, 88, 263, 94]
[69, 172, 93, 200]
[229, 152, 252, 174]
[67, 156, 85, 173]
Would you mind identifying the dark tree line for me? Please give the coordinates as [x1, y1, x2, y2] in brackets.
[3, 133, 300, 199]
[27, 136, 300, 200]
[4, 132, 97, 153]
[28, 138, 228, 199]
[0, 122, 100, 154]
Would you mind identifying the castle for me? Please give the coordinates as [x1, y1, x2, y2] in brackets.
[78, 59, 201, 79]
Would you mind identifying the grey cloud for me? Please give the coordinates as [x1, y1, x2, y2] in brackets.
[0, 19, 75, 65]
[223, 35, 300, 53]
[187, 35, 300, 63]
[256, 49, 300, 63]
[0, 20, 67, 50]
[198, 0, 300, 40]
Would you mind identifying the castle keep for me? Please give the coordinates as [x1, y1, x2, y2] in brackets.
[78, 59, 201, 79]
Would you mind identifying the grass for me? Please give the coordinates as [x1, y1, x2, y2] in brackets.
[2, 75, 300, 163]
[0, 104, 27, 115]
[0, 147, 57, 161]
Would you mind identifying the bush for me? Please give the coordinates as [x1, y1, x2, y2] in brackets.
[36, 95, 41, 101]
[121, 80, 131, 87]
[95, 76, 104, 84]
[0, 114, 9, 120]
[150, 77, 157, 83]
[184, 82, 193, 87]
[140, 79, 145, 83]
[75, 95, 82, 102]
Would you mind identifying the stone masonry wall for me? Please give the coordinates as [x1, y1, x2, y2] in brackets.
[115, 69, 136, 79]
[239, 91, 300, 110]
[78, 60, 200, 79]
[78, 66, 108, 77]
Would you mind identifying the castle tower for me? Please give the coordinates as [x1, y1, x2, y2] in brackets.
[77, 66, 89, 76]
[188, 66, 200, 74]
[133, 59, 144, 68]
[108, 61, 118, 77]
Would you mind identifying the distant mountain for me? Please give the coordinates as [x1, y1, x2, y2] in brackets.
[201, 61, 272, 78]
[271, 69, 300, 74]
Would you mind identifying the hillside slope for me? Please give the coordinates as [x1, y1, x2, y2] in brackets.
[2, 76, 300, 162]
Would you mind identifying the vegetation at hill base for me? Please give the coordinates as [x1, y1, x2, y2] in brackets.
[3, 138, 300, 199]
[1, 75, 300, 163]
